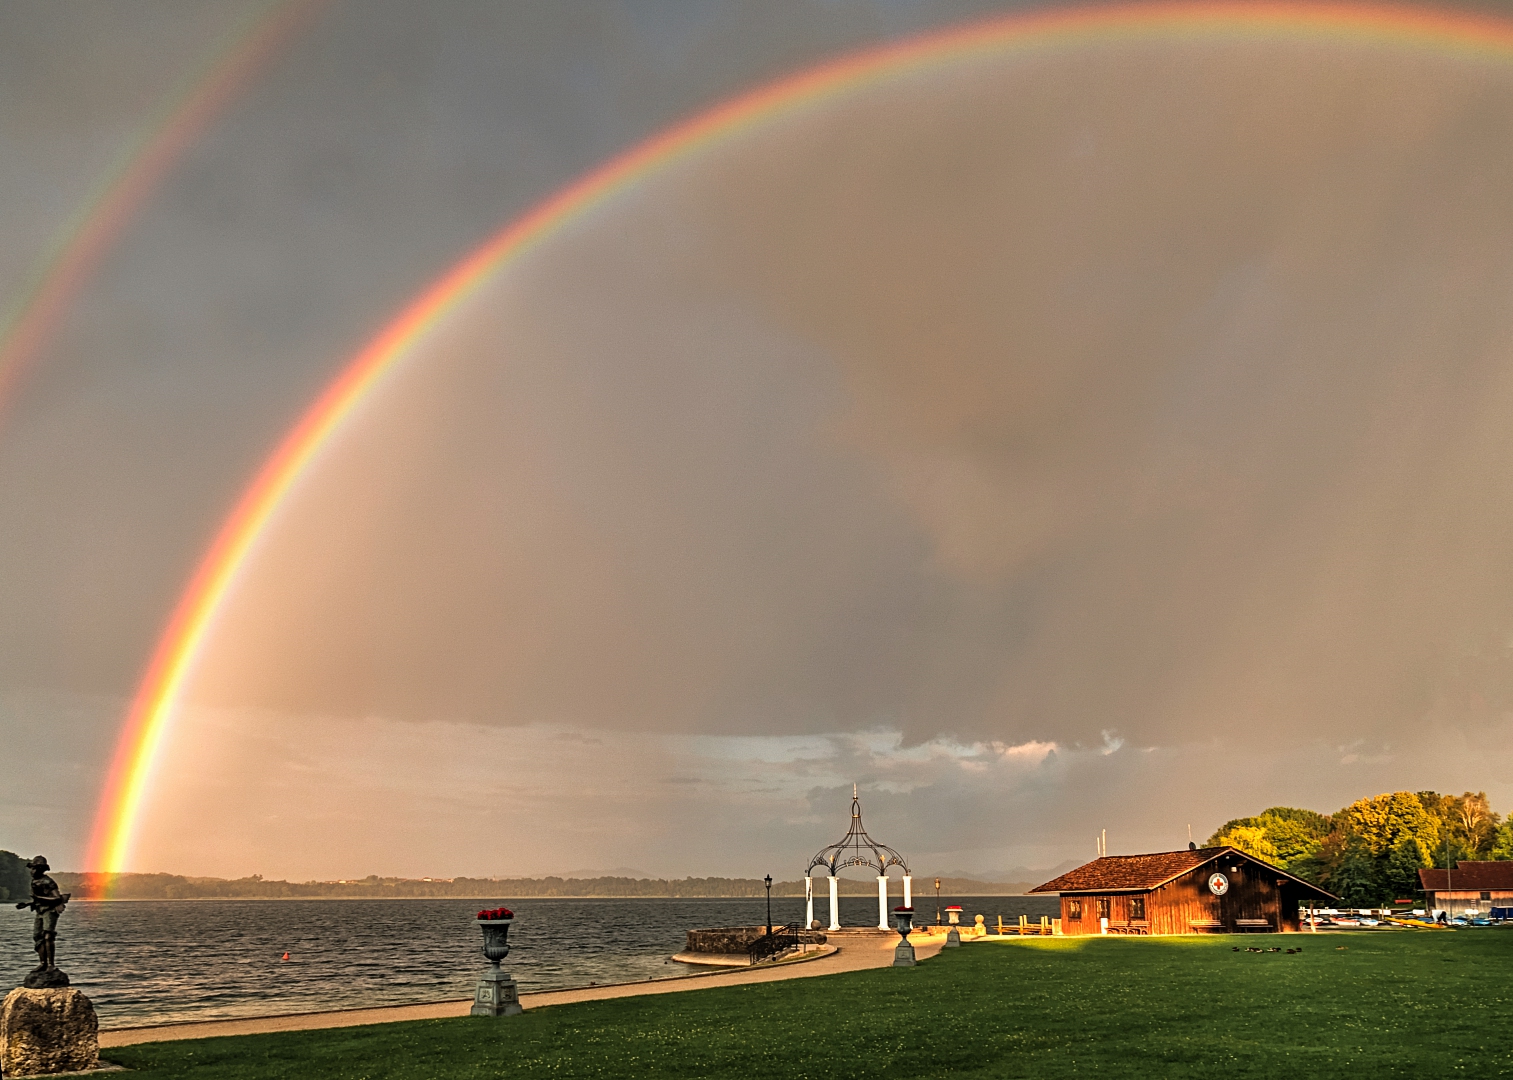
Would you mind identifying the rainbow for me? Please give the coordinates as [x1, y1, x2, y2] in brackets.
[83, 1, 1513, 875]
[0, 0, 327, 416]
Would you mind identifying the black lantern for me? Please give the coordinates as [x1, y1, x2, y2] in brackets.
[764, 874, 773, 938]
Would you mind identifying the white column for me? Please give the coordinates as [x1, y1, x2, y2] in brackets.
[805, 876, 814, 930]
[903, 875, 912, 909]
[878, 875, 889, 929]
[828, 875, 840, 931]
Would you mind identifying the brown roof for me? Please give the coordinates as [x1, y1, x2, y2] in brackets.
[1031, 848, 1227, 893]
[1031, 846, 1336, 900]
[1418, 862, 1513, 892]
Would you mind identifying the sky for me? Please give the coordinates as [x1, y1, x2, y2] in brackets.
[6, 0, 1513, 882]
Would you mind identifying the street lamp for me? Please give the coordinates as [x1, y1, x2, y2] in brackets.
[934, 877, 942, 929]
[764, 874, 773, 938]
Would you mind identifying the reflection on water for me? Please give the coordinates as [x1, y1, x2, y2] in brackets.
[0, 895, 1056, 1027]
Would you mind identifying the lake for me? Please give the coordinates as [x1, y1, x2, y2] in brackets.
[1, 894, 1058, 1028]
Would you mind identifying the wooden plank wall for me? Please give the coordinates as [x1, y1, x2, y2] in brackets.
[1057, 857, 1305, 936]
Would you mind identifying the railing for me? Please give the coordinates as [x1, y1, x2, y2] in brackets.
[748, 923, 804, 964]
[996, 915, 1055, 936]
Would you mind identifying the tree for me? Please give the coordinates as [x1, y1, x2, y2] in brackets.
[1328, 835, 1384, 906]
[1206, 806, 1332, 878]
[1213, 825, 1277, 861]
[1445, 792, 1500, 859]
[0, 850, 28, 903]
[1383, 836, 1428, 902]
[1490, 821, 1513, 861]
[1341, 792, 1440, 865]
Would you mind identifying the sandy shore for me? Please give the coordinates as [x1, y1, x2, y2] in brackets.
[100, 930, 948, 1048]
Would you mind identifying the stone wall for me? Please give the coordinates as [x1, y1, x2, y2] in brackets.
[684, 926, 827, 953]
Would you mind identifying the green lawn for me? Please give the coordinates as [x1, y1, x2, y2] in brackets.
[108, 932, 1513, 1079]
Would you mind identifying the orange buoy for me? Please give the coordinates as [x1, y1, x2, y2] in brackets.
[281, 952, 290, 961]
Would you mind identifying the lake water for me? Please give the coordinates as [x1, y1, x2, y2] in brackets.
[1, 894, 1058, 1028]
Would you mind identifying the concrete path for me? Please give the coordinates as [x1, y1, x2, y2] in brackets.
[99, 930, 947, 1048]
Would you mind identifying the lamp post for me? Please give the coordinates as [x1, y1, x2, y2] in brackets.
[934, 877, 942, 930]
[764, 874, 773, 938]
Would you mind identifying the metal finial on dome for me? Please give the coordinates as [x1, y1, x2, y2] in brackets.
[807, 785, 909, 878]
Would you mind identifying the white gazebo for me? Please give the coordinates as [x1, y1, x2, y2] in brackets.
[805, 785, 912, 931]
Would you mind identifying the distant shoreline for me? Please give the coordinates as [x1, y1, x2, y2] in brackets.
[49, 870, 1043, 902]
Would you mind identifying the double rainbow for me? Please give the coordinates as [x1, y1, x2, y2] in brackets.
[0, 0, 327, 415]
[83, 1, 1513, 875]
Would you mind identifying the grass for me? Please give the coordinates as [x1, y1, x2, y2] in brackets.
[107, 932, 1513, 1079]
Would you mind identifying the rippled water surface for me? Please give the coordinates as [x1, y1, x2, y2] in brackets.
[0, 894, 1056, 1027]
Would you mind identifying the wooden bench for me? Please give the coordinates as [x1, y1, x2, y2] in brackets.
[1189, 920, 1224, 930]
[1235, 919, 1272, 929]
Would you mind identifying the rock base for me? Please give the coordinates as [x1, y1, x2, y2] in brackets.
[470, 967, 522, 1017]
[23, 968, 70, 990]
[1, 987, 99, 1076]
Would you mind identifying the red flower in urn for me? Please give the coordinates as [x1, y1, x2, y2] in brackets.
[476, 907, 514, 966]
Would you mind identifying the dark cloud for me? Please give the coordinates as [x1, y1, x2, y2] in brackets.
[0, 0, 1021, 698]
[10, 5, 1513, 872]
[194, 33, 1513, 759]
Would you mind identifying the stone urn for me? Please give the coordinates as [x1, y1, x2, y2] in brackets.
[892, 906, 916, 967]
[479, 919, 513, 964]
[944, 905, 963, 947]
[471, 910, 522, 1017]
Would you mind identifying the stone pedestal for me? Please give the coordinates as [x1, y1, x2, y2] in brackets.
[892, 940, 916, 967]
[22, 968, 68, 991]
[1, 987, 99, 1076]
[471, 968, 522, 1017]
[945, 927, 961, 947]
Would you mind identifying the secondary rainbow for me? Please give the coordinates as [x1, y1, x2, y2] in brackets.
[0, 0, 327, 416]
[84, 1, 1513, 876]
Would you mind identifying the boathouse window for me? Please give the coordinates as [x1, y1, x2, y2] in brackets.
[1096, 896, 1110, 920]
[1482, 891, 1492, 901]
[1067, 898, 1083, 918]
[1129, 895, 1145, 921]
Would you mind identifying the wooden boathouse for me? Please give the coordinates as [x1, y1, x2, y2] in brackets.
[1031, 846, 1336, 935]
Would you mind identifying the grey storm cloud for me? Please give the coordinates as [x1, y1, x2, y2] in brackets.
[191, 31, 1513, 754]
[11, 3, 1513, 874]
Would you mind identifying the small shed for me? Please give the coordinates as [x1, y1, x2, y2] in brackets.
[1418, 862, 1513, 914]
[1031, 846, 1336, 935]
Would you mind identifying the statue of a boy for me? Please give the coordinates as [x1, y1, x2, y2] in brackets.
[16, 855, 71, 987]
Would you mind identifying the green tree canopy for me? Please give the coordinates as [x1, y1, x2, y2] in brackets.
[1206, 806, 1331, 874]
[1341, 792, 1441, 865]
[1491, 821, 1513, 861]
[1210, 824, 1277, 861]
[0, 850, 29, 903]
[1206, 790, 1509, 903]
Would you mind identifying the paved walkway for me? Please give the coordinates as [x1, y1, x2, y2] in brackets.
[100, 930, 948, 1048]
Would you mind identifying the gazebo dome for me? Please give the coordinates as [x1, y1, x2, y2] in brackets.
[807, 785, 910, 879]
[803, 786, 913, 931]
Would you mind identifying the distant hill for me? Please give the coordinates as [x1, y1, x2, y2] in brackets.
[930, 861, 1082, 886]
[52, 871, 1042, 900]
